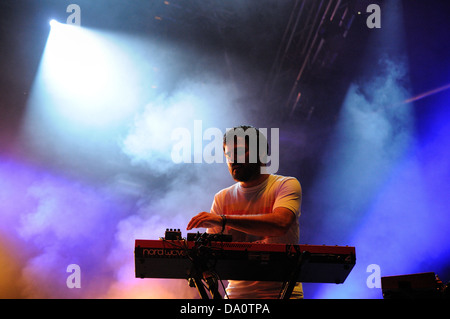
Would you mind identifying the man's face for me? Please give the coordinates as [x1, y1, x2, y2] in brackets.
[224, 136, 260, 182]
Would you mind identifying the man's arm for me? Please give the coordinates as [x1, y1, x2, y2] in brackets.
[186, 207, 295, 237]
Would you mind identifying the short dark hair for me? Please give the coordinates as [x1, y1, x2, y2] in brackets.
[223, 125, 268, 164]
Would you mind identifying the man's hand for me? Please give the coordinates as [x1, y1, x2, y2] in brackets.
[187, 208, 295, 237]
[187, 212, 222, 230]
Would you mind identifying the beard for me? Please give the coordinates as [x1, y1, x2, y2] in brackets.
[231, 163, 260, 182]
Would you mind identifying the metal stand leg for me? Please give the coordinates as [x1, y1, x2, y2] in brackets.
[189, 277, 210, 299]
[205, 275, 222, 299]
[280, 251, 310, 299]
[188, 275, 222, 299]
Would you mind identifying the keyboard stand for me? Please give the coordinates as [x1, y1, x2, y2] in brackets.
[187, 246, 223, 299]
[188, 274, 222, 299]
[280, 251, 310, 299]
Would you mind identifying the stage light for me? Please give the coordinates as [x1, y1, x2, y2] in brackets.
[49, 19, 58, 27]
[29, 23, 145, 129]
[306, 0, 417, 299]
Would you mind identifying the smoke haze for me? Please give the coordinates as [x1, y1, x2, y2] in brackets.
[0, 25, 255, 298]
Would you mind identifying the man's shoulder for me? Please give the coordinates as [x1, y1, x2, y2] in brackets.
[267, 175, 302, 196]
[269, 174, 300, 186]
[214, 175, 300, 198]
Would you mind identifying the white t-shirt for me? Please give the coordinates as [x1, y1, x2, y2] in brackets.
[209, 174, 303, 299]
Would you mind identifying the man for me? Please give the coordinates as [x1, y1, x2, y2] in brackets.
[187, 125, 303, 299]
